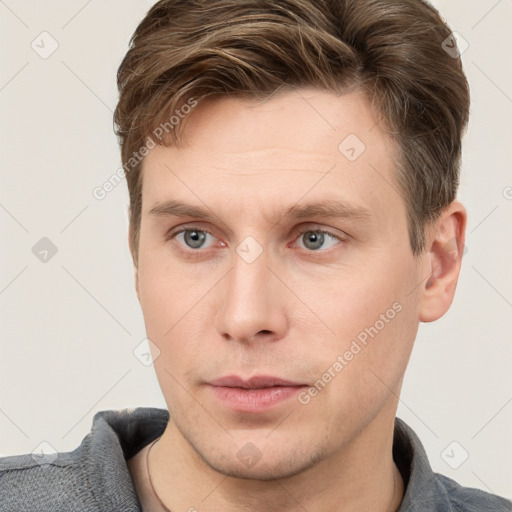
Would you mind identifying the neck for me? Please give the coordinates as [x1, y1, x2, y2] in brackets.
[149, 411, 404, 512]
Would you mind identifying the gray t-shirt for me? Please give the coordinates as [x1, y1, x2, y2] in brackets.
[0, 407, 510, 511]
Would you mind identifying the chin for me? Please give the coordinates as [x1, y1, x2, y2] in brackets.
[191, 435, 330, 481]
[206, 456, 322, 481]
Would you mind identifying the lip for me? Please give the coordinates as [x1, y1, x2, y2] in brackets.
[207, 375, 307, 412]
[209, 375, 304, 389]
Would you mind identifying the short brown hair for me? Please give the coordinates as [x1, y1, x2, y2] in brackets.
[114, 0, 470, 264]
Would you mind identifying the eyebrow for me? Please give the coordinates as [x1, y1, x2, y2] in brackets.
[148, 199, 374, 225]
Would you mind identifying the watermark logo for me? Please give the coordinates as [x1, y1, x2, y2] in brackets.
[442, 237, 468, 263]
[31, 31, 59, 59]
[32, 237, 58, 263]
[338, 133, 366, 162]
[442, 32, 469, 59]
[236, 236, 263, 264]
[441, 441, 469, 469]
[237, 442, 263, 468]
[133, 337, 161, 366]
[31, 441, 58, 466]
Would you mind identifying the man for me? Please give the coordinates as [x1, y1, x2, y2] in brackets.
[1, 0, 511, 511]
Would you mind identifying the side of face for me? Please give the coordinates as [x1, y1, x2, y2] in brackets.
[130, 88, 465, 479]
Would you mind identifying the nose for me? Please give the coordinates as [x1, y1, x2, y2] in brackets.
[214, 248, 288, 344]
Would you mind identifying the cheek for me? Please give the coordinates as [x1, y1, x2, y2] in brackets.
[295, 253, 420, 393]
[292, 254, 415, 343]
[137, 250, 216, 380]
[335, 297, 419, 434]
[137, 245, 198, 336]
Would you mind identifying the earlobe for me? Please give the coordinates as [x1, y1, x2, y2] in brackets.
[419, 201, 467, 323]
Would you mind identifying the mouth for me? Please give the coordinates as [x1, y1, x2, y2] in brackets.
[207, 375, 308, 412]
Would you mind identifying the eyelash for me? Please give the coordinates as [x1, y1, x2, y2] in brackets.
[165, 225, 346, 255]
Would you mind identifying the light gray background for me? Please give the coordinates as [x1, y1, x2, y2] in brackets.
[1, 0, 511, 499]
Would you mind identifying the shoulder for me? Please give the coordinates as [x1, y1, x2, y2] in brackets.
[434, 473, 512, 512]
[394, 418, 512, 512]
[0, 407, 169, 512]
[0, 447, 99, 512]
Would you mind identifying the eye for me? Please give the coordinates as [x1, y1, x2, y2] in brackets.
[173, 229, 216, 250]
[294, 229, 342, 251]
[167, 226, 345, 254]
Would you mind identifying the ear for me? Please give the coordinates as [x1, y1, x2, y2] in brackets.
[419, 201, 467, 323]
[127, 210, 140, 303]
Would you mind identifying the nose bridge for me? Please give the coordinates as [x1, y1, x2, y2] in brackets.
[215, 243, 287, 343]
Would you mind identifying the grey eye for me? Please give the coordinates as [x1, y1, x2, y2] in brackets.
[183, 230, 207, 249]
[296, 230, 340, 251]
[302, 231, 325, 250]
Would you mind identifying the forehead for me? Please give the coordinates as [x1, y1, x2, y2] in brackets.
[140, 88, 403, 226]
[170, 88, 390, 164]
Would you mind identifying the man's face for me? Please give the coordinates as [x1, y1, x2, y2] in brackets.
[135, 89, 426, 479]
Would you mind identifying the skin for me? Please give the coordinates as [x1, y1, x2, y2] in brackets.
[130, 88, 466, 511]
